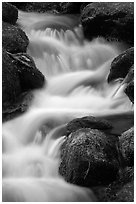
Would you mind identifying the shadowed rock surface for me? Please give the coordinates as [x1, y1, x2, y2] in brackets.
[66, 116, 112, 136]
[119, 127, 134, 167]
[2, 49, 21, 111]
[124, 66, 134, 103]
[106, 167, 134, 202]
[8, 2, 27, 11]
[2, 91, 33, 122]
[108, 48, 134, 83]
[81, 2, 134, 45]
[92, 166, 134, 201]
[2, 22, 29, 54]
[2, 2, 18, 25]
[113, 181, 134, 202]
[2, 4, 46, 121]
[10, 2, 89, 14]
[8, 52, 45, 92]
[60, 2, 83, 14]
[10, 2, 62, 14]
[125, 80, 134, 103]
[2, 49, 45, 121]
[59, 128, 120, 187]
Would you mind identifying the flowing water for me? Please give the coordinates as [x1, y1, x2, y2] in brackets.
[2, 11, 133, 202]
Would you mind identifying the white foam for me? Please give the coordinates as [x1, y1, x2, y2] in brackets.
[2, 11, 133, 202]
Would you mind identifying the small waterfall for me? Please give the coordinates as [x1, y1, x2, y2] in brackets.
[3, 11, 133, 202]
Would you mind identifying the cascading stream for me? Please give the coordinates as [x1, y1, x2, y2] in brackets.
[2, 11, 133, 202]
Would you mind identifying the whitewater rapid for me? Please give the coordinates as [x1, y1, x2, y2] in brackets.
[2, 11, 133, 202]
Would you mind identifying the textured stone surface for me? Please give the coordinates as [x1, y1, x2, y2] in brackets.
[9, 52, 45, 92]
[105, 167, 134, 202]
[125, 80, 134, 103]
[2, 2, 18, 25]
[60, 2, 83, 14]
[59, 128, 120, 187]
[108, 48, 134, 82]
[2, 91, 33, 122]
[10, 2, 88, 14]
[119, 127, 134, 167]
[113, 181, 134, 202]
[10, 2, 61, 13]
[81, 2, 134, 44]
[92, 167, 134, 202]
[2, 22, 29, 54]
[2, 50, 45, 120]
[2, 49, 21, 110]
[66, 116, 112, 136]
[124, 66, 134, 103]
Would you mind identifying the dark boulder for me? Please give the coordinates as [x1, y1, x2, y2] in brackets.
[96, 112, 134, 136]
[66, 116, 112, 136]
[9, 3, 28, 11]
[2, 49, 45, 120]
[2, 2, 18, 25]
[125, 80, 134, 103]
[124, 66, 134, 103]
[2, 91, 33, 122]
[93, 166, 134, 201]
[105, 167, 134, 202]
[2, 49, 21, 110]
[10, 2, 61, 14]
[10, 2, 89, 14]
[59, 128, 120, 187]
[112, 181, 134, 202]
[108, 48, 134, 83]
[119, 127, 134, 167]
[2, 22, 29, 54]
[60, 2, 83, 14]
[81, 2, 134, 45]
[66, 113, 134, 138]
[8, 52, 45, 92]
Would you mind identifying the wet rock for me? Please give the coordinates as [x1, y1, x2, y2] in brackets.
[66, 113, 134, 138]
[96, 112, 134, 136]
[124, 66, 134, 103]
[2, 49, 45, 120]
[119, 127, 134, 167]
[80, 3, 92, 13]
[2, 22, 29, 54]
[60, 2, 83, 14]
[10, 2, 61, 14]
[8, 52, 45, 92]
[10, 2, 89, 14]
[2, 49, 21, 111]
[123, 65, 134, 84]
[9, 3, 28, 11]
[113, 181, 134, 202]
[59, 128, 120, 187]
[105, 167, 134, 201]
[93, 166, 134, 202]
[108, 48, 134, 82]
[2, 2, 18, 25]
[66, 116, 112, 136]
[81, 2, 134, 45]
[2, 92, 33, 122]
[125, 80, 134, 103]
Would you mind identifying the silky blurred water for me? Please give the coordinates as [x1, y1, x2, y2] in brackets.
[2, 11, 133, 202]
